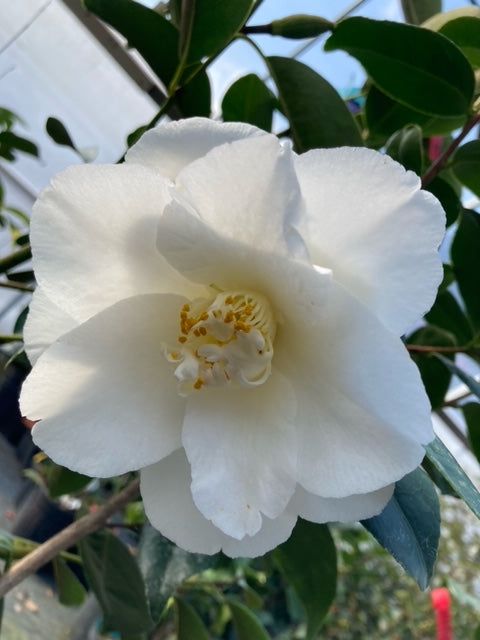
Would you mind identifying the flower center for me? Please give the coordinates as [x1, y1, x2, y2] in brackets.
[164, 291, 276, 395]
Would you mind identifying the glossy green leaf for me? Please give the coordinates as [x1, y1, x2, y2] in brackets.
[80, 530, 153, 634]
[362, 468, 439, 590]
[385, 124, 423, 174]
[271, 15, 334, 39]
[462, 403, 480, 462]
[425, 290, 473, 346]
[427, 435, 480, 520]
[451, 208, 480, 330]
[426, 176, 462, 227]
[452, 141, 480, 198]
[46, 464, 91, 499]
[53, 557, 87, 606]
[84, 0, 179, 85]
[184, 0, 253, 63]
[267, 56, 362, 151]
[434, 354, 480, 400]
[175, 598, 211, 640]
[0, 131, 38, 157]
[228, 600, 271, 640]
[274, 520, 336, 639]
[222, 74, 276, 131]
[138, 524, 217, 624]
[46, 117, 75, 150]
[423, 6, 480, 30]
[401, 0, 441, 25]
[174, 67, 211, 117]
[365, 84, 466, 139]
[325, 17, 474, 117]
[439, 17, 480, 67]
[407, 326, 455, 409]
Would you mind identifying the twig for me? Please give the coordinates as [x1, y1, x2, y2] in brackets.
[0, 477, 140, 598]
[0, 280, 34, 292]
[0, 246, 32, 274]
[406, 344, 480, 358]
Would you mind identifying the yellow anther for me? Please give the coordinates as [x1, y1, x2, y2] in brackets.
[182, 304, 190, 312]
[178, 336, 187, 343]
[199, 326, 207, 336]
[193, 378, 204, 390]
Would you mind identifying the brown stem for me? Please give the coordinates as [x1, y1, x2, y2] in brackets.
[406, 344, 480, 357]
[0, 477, 140, 598]
[421, 113, 480, 188]
[0, 280, 34, 292]
[0, 245, 32, 274]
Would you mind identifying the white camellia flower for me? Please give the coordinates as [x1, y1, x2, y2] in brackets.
[20, 118, 445, 557]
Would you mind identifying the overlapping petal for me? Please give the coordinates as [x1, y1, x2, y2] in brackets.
[21, 294, 187, 477]
[295, 147, 445, 335]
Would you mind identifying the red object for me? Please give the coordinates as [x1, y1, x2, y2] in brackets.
[431, 587, 453, 640]
[428, 136, 444, 162]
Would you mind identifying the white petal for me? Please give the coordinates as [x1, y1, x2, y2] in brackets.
[182, 370, 297, 539]
[275, 280, 433, 498]
[290, 484, 394, 523]
[295, 147, 445, 335]
[126, 117, 266, 180]
[141, 449, 297, 557]
[20, 294, 187, 477]
[23, 287, 78, 365]
[171, 134, 304, 257]
[31, 163, 203, 323]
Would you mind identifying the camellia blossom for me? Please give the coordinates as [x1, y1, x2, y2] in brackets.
[20, 118, 445, 557]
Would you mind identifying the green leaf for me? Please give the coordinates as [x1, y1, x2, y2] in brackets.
[46, 117, 76, 150]
[452, 140, 480, 198]
[451, 208, 480, 331]
[227, 600, 271, 640]
[434, 354, 480, 400]
[425, 290, 473, 345]
[184, 0, 253, 64]
[274, 520, 336, 639]
[222, 74, 276, 131]
[267, 56, 362, 151]
[174, 66, 211, 117]
[271, 15, 334, 39]
[365, 84, 466, 139]
[426, 435, 480, 521]
[362, 468, 440, 590]
[0, 131, 38, 157]
[407, 326, 455, 409]
[325, 17, 474, 117]
[138, 524, 217, 624]
[426, 176, 462, 227]
[46, 464, 91, 499]
[385, 124, 423, 174]
[84, 0, 179, 85]
[79, 530, 153, 635]
[423, 6, 480, 31]
[53, 557, 87, 606]
[462, 402, 480, 462]
[439, 17, 480, 67]
[175, 597, 211, 640]
[401, 0, 442, 25]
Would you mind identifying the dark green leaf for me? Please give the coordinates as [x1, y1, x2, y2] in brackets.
[439, 17, 480, 67]
[46, 464, 91, 499]
[407, 326, 455, 409]
[365, 85, 466, 139]
[53, 557, 87, 606]
[423, 6, 480, 30]
[80, 530, 152, 634]
[271, 15, 334, 39]
[0, 131, 38, 157]
[427, 435, 480, 520]
[362, 468, 439, 590]
[274, 520, 336, 639]
[138, 524, 217, 624]
[227, 600, 271, 640]
[46, 117, 76, 150]
[325, 17, 474, 117]
[401, 0, 441, 25]
[385, 124, 423, 174]
[175, 597, 211, 640]
[434, 354, 480, 400]
[426, 176, 462, 227]
[13, 306, 29, 335]
[463, 403, 480, 462]
[174, 67, 211, 117]
[425, 290, 473, 345]
[6, 270, 34, 283]
[267, 56, 362, 151]
[184, 0, 253, 63]
[222, 74, 275, 131]
[84, 0, 179, 85]
[451, 208, 480, 330]
[452, 140, 480, 198]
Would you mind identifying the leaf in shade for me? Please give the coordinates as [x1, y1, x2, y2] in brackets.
[434, 354, 480, 401]
[425, 290, 474, 346]
[222, 74, 276, 131]
[227, 600, 271, 640]
[274, 520, 336, 640]
[326, 17, 474, 117]
[174, 67, 211, 117]
[426, 176, 462, 228]
[79, 530, 153, 635]
[138, 524, 218, 624]
[362, 468, 440, 590]
[53, 557, 87, 606]
[385, 124, 423, 174]
[452, 141, 480, 198]
[439, 17, 480, 67]
[426, 435, 480, 521]
[0, 131, 38, 157]
[462, 403, 480, 463]
[267, 56, 362, 151]
[175, 597, 211, 640]
[451, 208, 480, 331]
[46, 464, 92, 499]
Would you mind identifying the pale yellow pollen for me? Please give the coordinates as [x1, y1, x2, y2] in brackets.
[193, 378, 204, 390]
